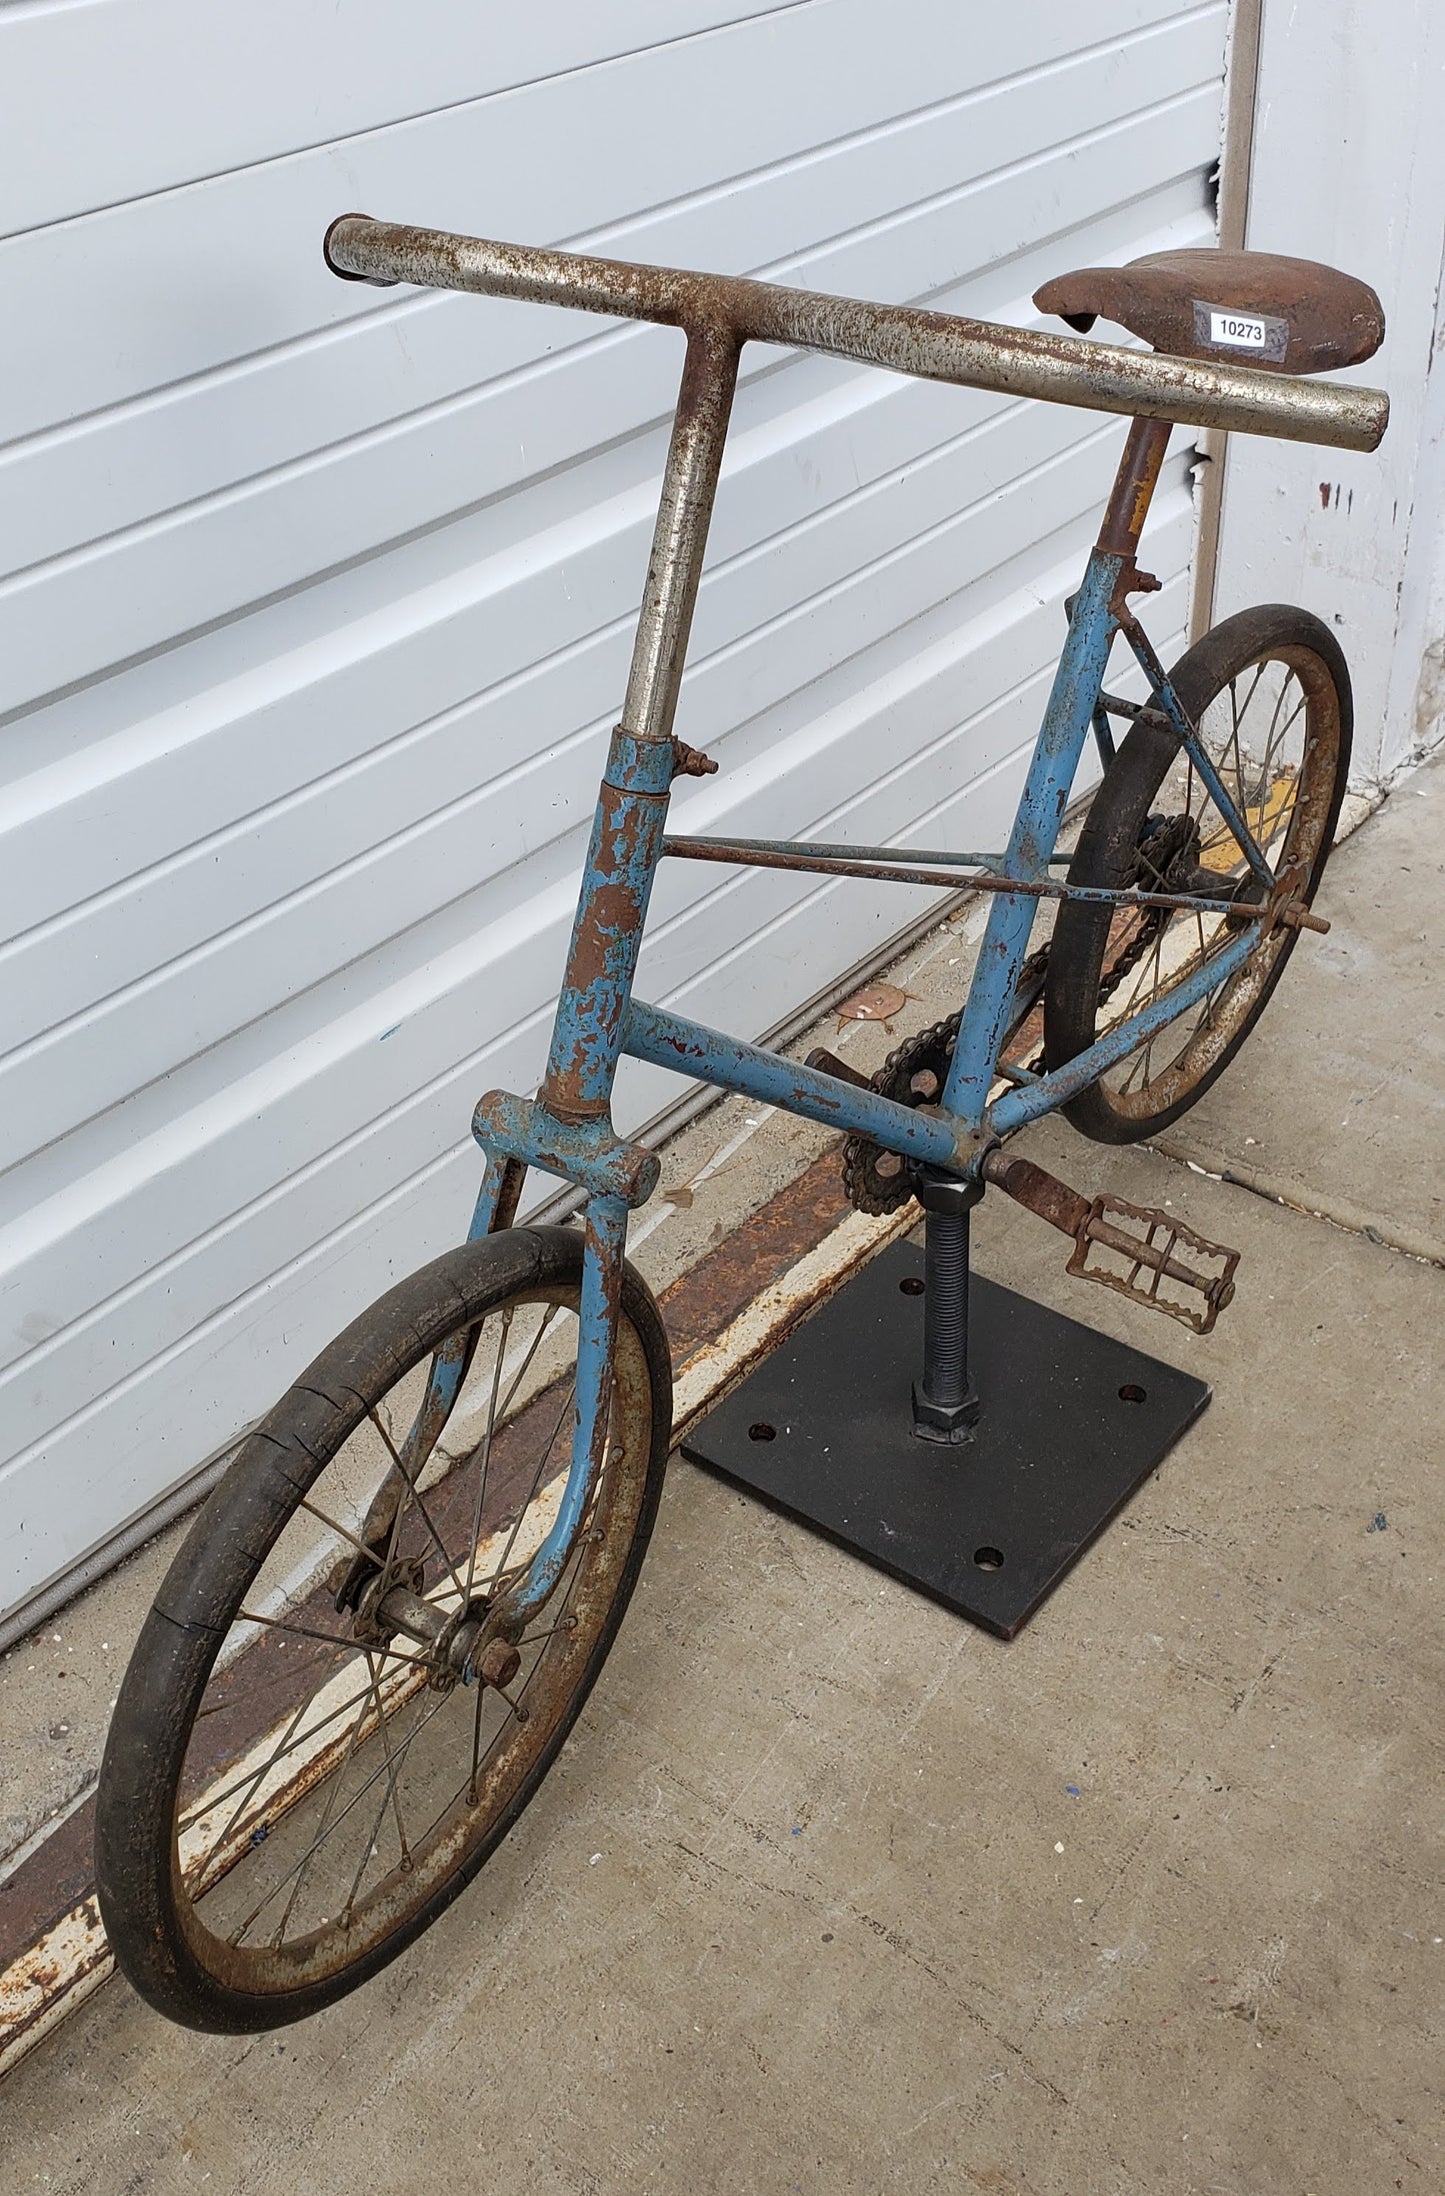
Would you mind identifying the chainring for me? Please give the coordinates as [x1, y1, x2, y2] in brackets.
[840, 1013, 961, 1215]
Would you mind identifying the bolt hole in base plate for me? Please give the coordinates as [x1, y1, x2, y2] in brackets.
[682, 1243, 1209, 1639]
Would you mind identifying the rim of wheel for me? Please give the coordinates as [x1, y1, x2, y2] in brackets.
[156, 1277, 658, 2003]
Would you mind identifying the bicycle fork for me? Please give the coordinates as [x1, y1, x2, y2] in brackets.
[467, 326, 743, 1621]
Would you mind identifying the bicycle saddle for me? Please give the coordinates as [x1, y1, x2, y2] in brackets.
[1034, 248, 1384, 376]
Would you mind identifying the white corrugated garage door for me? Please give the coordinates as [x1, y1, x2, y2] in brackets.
[0, 0, 1226, 1634]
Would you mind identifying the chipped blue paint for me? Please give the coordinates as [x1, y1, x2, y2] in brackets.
[500, 1195, 629, 1622]
[472, 1091, 660, 1208]
[623, 997, 966, 1172]
[987, 916, 1260, 1134]
[942, 549, 1124, 1129]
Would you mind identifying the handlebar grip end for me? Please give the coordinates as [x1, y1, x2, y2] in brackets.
[323, 214, 398, 287]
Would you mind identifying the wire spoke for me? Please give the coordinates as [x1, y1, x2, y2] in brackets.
[180, 1675, 391, 1835]
[361, 1648, 412, 1878]
[297, 1496, 385, 1572]
[257, 1667, 380, 1948]
[468, 1662, 490, 1805]
[367, 1407, 469, 1606]
[193, 1688, 318, 1862]
[231, 1686, 455, 1948]
[236, 1608, 434, 1674]
[341, 1670, 416, 1925]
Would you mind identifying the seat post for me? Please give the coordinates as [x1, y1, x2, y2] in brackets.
[1097, 414, 1174, 557]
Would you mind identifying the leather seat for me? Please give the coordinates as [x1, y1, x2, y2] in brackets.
[1034, 249, 1384, 376]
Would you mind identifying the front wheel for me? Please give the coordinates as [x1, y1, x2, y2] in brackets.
[96, 1225, 671, 2032]
[1044, 604, 1352, 1144]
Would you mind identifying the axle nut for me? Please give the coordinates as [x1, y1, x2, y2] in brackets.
[477, 1639, 523, 1690]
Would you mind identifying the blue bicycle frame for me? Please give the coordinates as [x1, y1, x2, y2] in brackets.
[323, 216, 1385, 1631]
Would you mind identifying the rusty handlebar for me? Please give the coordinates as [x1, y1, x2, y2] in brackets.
[324, 215, 1388, 453]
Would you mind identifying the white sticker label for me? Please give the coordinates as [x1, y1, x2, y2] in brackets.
[1208, 308, 1267, 349]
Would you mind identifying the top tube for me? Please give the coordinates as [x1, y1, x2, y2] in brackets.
[324, 215, 1387, 455]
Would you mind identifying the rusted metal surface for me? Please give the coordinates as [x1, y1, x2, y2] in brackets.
[840, 1011, 964, 1215]
[659, 1146, 855, 1371]
[835, 982, 911, 1026]
[1035, 248, 1385, 378]
[670, 738, 717, 778]
[1277, 900, 1330, 935]
[1096, 415, 1174, 557]
[473, 1090, 662, 1206]
[537, 776, 672, 1120]
[476, 1639, 522, 1690]
[984, 1153, 1239, 1333]
[1066, 1194, 1241, 1336]
[660, 833, 1258, 922]
[538, 331, 736, 1121]
[324, 217, 1388, 451]
[801, 1046, 876, 1092]
[619, 323, 740, 745]
[983, 1152, 1092, 1237]
[670, 831, 1065, 870]
[0, 1892, 110, 2075]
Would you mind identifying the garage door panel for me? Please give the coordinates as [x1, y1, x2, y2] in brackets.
[2, 0, 1222, 581]
[0, 2, 809, 238]
[0, 0, 1223, 1632]
[0, 169, 1208, 912]
[1, 0, 1214, 445]
[1, 78, 1224, 715]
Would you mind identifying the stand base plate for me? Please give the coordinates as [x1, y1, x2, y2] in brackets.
[681, 1240, 1209, 1638]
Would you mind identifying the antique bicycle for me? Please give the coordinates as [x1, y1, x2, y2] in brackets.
[95, 218, 1386, 2029]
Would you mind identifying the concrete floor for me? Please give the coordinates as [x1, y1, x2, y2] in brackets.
[1, 759, 1440, 2193]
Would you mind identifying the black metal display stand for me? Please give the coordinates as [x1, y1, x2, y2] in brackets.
[682, 1182, 1209, 1639]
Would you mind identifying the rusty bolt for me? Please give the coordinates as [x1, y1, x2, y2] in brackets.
[477, 1638, 523, 1690]
[1278, 901, 1330, 934]
[671, 739, 718, 779]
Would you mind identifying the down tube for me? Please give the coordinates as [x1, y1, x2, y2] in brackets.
[623, 997, 963, 1170]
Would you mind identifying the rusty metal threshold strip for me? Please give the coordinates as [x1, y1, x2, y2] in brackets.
[0, 1143, 910, 2080]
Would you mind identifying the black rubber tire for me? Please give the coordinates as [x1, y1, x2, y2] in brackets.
[1044, 605, 1352, 1145]
[95, 1226, 671, 2032]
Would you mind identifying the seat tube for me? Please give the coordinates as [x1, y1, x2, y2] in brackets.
[541, 323, 741, 1123]
[942, 415, 1172, 1131]
[940, 555, 1121, 1128]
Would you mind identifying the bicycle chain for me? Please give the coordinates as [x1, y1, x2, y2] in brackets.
[839, 815, 1199, 1216]
[1093, 810, 1203, 1004]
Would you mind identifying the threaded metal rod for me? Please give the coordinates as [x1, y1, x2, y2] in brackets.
[912, 1170, 984, 1443]
[922, 1206, 973, 1410]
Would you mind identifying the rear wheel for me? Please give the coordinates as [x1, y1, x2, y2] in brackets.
[96, 1225, 671, 2031]
[1044, 605, 1351, 1144]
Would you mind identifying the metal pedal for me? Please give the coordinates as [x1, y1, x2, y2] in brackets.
[984, 1154, 1240, 1335]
